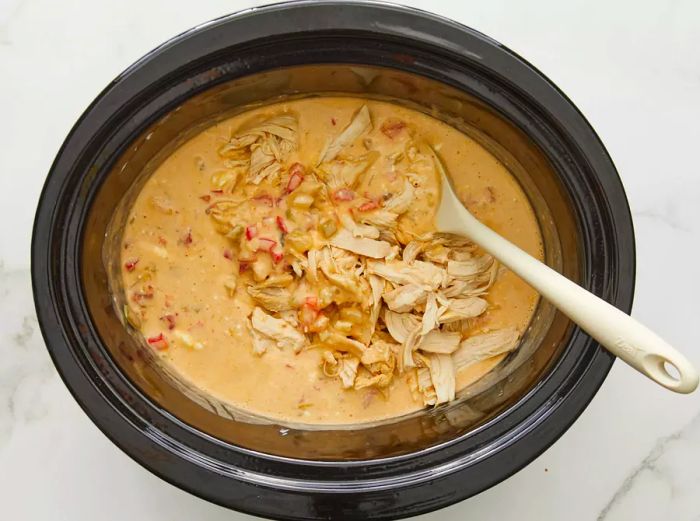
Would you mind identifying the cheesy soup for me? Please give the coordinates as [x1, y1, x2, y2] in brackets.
[118, 97, 542, 424]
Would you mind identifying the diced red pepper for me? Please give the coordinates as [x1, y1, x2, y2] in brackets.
[181, 229, 193, 246]
[239, 261, 251, 273]
[223, 249, 233, 260]
[245, 225, 258, 240]
[271, 249, 284, 264]
[358, 200, 380, 212]
[147, 333, 169, 350]
[285, 163, 305, 193]
[253, 194, 275, 207]
[199, 194, 211, 202]
[257, 238, 277, 252]
[160, 314, 176, 330]
[124, 258, 139, 272]
[289, 162, 305, 176]
[132, 285, 154, 304]
[333, 188, 355, 201]
[298, 303, 319, 331]
[304, 310, 328, 333]
[305, 296, 319, 309]
[286, 173, 304, 194]
[187, 320, 204, 331]
[380, 119, 406, 138]
[276, 215, 289, 233]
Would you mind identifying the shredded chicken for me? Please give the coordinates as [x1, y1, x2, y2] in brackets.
[451, 297, 488, 318]
[402, 240, 423, 264]
[247, 285, 294, 312]
[383, 178, 415, 214]
[249, 320, 276, 355]
[427, 353, 456, 404]
[323, 351, 361, 389]
[338, 356, 361, 388]
[361, 340, 394, 365]
[360, 209, 398, 228]
[400, 325, 421, 372]
[447, 255, 494, 279]
[220, 115, 298, 185]
[340, 213, 380, 239]
[330, 228, 392, 259]
[453, 328, 520, 371]
[250, 307, 306, 353]
[416, 367, 437, 405]
[384, 310, 421, 344]
[367, 259, 445, 289]
[383, 284, 428, 313]
[368, 275, 384, 337]
[417, 330, 461, 354]
[421, 293, 439, 335]
[318, 152, 378, 190]
[317, 329, 365, 356]
[438, 297, 489, 323]
[201, 103, 520, 406]
[320, 105, 372, 163]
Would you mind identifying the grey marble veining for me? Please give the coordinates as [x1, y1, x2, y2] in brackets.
[0, 269, 56, 447]
[596, 411, 700, 520]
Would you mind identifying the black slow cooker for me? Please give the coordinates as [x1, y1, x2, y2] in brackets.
[32, 2, 635, 519]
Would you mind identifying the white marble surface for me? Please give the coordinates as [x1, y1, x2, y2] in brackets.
[1, 0, 699, 519]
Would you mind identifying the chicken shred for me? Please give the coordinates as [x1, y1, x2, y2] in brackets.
[220, 114, 298, 185]
[250, 307, 306, 353]
[438, 297, 489, 324]
[318, 152, 378, 190]
[453, 328, 520, 371]
[320, 105, 372, 163]
[247, 285, 294, 312]
[418, 330, 461, 354]
[367, 259, 445, 289]
[384, 310, 421, 344]
[383, 178, 415, 214]
[421, 293, 439, 335]
[383, 284, 428, 313]
[360, 209, 398, 228]
[427, 353, 456, 404]
[340, 213, 381, 239]
[330, 229, 393, 259]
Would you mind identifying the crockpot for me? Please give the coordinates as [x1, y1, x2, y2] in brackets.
[32, 2, 635, 519]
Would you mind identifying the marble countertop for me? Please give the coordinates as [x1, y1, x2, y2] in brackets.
[2, 0, 699, 519]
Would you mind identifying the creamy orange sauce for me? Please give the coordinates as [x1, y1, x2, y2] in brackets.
[119, 97, 542, 424]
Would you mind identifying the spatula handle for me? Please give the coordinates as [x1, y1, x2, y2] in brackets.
[450, 207, 698, 393]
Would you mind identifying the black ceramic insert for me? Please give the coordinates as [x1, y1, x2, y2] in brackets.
[32, 2, 635, 519]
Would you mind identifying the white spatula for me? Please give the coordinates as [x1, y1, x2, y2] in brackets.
[435, 157, 698, 393]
